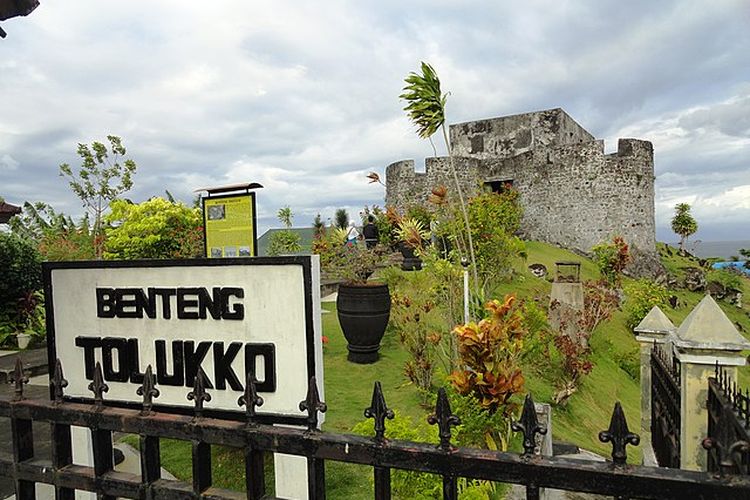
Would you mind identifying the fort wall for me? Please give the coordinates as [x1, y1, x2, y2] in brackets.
[385, 109, 660, 275]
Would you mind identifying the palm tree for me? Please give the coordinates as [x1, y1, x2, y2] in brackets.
[400, 62, 478, 288]
[671, 203, 698, 252]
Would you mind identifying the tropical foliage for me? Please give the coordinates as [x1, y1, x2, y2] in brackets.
[268, 206, 302, 256]
[400, 62, 479, 292]
[104, 197, 202, 260]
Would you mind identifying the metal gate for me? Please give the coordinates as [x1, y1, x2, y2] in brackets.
[651, 343, 681, 468]
[704, 364, 750, 476]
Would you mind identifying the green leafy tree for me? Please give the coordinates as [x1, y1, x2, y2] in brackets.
[268, 206, 302, 256]
[59, 135, 137, 258]
[312, 213, 325, 238]
[104, 197, 202, 260]
[671, 203, 698, 252]
[8, 202, 95, 261]
[334, 208, 349, 230]
[401, 62, 478, 289]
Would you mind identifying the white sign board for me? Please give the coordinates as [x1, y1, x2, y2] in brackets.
[43, 256, 324, 425]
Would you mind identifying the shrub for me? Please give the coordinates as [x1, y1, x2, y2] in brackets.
[623, 279, 670, 330]
[449, 295, 526, 422]
[0, 232, 41, 306]
[591, 236, 631, 286]
[389, 272, 443, 399]
[434, 189, 525, 297]
[104, 197, 202, 259]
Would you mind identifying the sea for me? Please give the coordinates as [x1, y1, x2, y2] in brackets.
[669, 240, 750, 259]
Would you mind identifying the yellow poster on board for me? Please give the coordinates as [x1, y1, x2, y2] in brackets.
[203, 193, 256, 257]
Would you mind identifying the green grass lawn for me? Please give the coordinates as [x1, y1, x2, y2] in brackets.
[123, 240, 750, 497]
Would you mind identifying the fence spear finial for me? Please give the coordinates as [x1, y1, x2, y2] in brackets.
[428, 387, 460, 451]
[511, 394, 547, 456]
[238, 372, 264, 422]
[51, 358, 68, 404]
[136, 365, 160, 414]
[364, 381, 394, 442]
[599, 402, 640, 466]
[88, 361, 109, 406]
[299, 376, 327, 431]
[187, 367, 212, 418]
[10, 357, 28, 401]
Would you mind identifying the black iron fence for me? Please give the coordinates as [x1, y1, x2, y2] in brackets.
[651, 342, 681, 469]
[704, 363, 750, 476]
[1, 358, 750, 499]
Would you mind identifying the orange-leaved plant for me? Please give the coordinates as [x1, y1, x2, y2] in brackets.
[449, 294, 526, 415]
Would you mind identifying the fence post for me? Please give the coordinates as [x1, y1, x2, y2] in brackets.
[672, 295, 750, 471]
[633, 306, 674, 465]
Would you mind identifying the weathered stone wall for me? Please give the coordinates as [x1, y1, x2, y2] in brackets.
[385, 108, 660, 275]
[450, 108, 595, 160]
[385, 156, 481, 209]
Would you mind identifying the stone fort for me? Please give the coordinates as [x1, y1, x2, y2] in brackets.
[385, 108, 660, 275]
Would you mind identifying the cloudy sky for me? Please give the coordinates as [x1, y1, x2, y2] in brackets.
[1, 0, 748, 243]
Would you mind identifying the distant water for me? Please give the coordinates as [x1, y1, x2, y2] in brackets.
[669, 240, 750, 259]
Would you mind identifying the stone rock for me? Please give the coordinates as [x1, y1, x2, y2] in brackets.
[668, 295, 679, 309]
[729, 290, 742, 308]
[683, 267, 706, 292]
[529, 263, 548, 278]
[707, 280, 726, 299]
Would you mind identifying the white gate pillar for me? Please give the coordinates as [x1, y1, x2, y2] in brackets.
[672, 295, 750, 471]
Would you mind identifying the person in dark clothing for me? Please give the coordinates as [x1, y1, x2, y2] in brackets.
[362, 215, 379, 249]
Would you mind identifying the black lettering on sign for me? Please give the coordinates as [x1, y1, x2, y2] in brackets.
[183, 340, 214, 389]
[96, 290, 115, 318]
[152, 288, 176, 319]
[213, 341, 242, 391]
[73, 337, 278, 394]
[156, 340, 185, 386]
[102, 337, 130, 382]
[245, 343, 276, 392]
[128, 338, 146, 384]
[95, 287, 245, 320]
[221, 287, 244, 319]
[76, 336, 102, 379]
[114, 289, 139, 318]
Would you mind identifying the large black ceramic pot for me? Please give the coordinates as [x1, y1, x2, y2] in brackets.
[336, 283, 391, 363]
[398, 241, 422, 271]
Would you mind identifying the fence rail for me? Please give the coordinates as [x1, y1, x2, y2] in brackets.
[2, 358, 750, 499]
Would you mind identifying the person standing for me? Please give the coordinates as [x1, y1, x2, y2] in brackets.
[362, 215, 379, 249]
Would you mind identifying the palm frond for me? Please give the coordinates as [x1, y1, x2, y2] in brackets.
[400, 62, 447, 139]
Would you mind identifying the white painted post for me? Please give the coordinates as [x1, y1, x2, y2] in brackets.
[274, 258, 325, 499]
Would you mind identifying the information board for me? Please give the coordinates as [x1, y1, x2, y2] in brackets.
[203, 192, 257, 258]
[43, 256, 323, 425]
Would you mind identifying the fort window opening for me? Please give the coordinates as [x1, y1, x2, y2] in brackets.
[485, 179, 514, 193]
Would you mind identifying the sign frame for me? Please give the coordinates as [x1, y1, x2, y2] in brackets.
[201, 191, 259, 258]
[42, 256, 320, 426]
